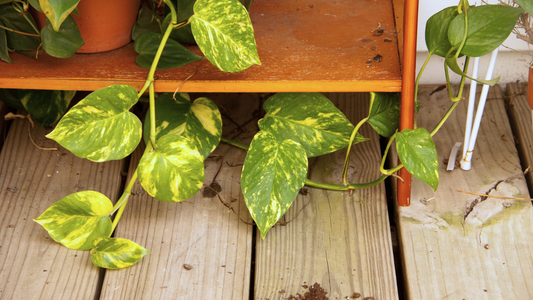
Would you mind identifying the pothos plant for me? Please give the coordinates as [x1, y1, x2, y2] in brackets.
[30, 0, 526, 269]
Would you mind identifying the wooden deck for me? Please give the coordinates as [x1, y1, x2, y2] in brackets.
[1, 85, 533, 299]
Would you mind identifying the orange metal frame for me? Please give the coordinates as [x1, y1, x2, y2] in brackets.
[398, 0, 419, 206]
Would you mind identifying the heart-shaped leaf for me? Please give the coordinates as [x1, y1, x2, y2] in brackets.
[516, 0, 533, 15]
[368, 92, 400, 137]
[91, 237, 150, 269]
[0, 89, 22, 109]
[445, 55, 500, 86]
[448, 5, 523, 57]
[134, 32, 202, 69]
[38, 0, 80, 31]
[41, 15, 84, 58]
[425, 6, 459, 57]
[144, 93, 222, 160]
[164, 13, 197, 45]
[258, 93, 368, 157]
[33, 191, 113, 250]
[19, 89, 75, 127]
[396, 128, 439, 191]
[241, 131, 308, 239]
[132, 4, 163, 41]
[0, 4, 41, 51]
[138, 134, 204, 202]
[47, 85, 142, 162]
[190, 0, 260, 72]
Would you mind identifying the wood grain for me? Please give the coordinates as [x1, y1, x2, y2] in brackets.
[254, 93, 398, 300]
[0, 117, 125, 299]
[0, 0, 401, 93]
[396, 86, 533, 299]
[99, 93, 260, 300]
[505, 83, 533, 193]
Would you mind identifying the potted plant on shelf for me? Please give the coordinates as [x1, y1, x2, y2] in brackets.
[4, 0, 527, 270]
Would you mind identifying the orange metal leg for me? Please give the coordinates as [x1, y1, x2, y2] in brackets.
[398, 0, 419, 207]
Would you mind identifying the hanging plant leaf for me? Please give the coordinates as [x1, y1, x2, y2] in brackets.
[38, 0, 81, 32]
[425, 6, 459, 57]
[516, 0, 533, 16]
[19, 89, 75, 127]
[367, 92, 400, 138]
[396, 128, 439, 191]
[138, 134, 204, 202]
[46, 85, 142, 162]
[241, 131, 308, 239]
[163, 14, 196, 45]
[144, 93, 222, 160]
[91, 237, 150, 269]
[0, 20, 12, 63]
[445, 55, 500, 86]
[41, 15, 83, 58]
[190, 0, 261, 72]
[0, 89, 22, 109]
[258, 93, 368, 157]
[33, 191, 113, 250]
[132, 4, 162, 41]
[134, 32, 202, 69]
[29, 0, 42, 11]
[448, 5, 524, 57]
[0, 4, 41, 51]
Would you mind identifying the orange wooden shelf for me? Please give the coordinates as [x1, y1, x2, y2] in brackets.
[0, 0, 401, 93]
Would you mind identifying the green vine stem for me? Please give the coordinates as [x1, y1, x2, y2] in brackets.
[341, 117, 368, 186]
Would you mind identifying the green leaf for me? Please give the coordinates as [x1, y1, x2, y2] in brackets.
[258, 93, 368, 157]
[91, 237, 150, 269]
[190, 0, 261, 72]
[144, 93, 222, 160]
[38, 0, 80, 31]
[0, 20, 12, 63]
[132, 4, 162, 41]
[516, 0, 533, 15]
[0, 4, 41, 51]
[41, 15, 83, 58]
[46, 85, 142, 162]
[396, 128, 439, 191]
[0, 89, 23, 109]
[138, 134, 205, 202]
[425, 6, 459, 57]
[19, 90, 75, 127]
[368, 92, 400, 138]
[134, 32, 202, 69]
[29, 0, 42, 12]
[164, 13, 196, 45]
[448, 5, 524, 57]
[33, 191, 113, 250]
[241, 131, 308, 239]
[445, 55, 500, 86]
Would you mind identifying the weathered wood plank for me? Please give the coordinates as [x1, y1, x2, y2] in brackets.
[505, 82, 533, 192]
[254, 93, 398, 300]
[99, 94, 259, 300]
[397, 86, 533, 299]
[0, 117, 125, 299]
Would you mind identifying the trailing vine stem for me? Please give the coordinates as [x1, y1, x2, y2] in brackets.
[341, 117, 368, 186]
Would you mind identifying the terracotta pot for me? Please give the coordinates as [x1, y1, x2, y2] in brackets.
[34, 0, 141, 53]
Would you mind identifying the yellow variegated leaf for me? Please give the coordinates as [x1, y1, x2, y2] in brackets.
[91, 237, 150, 269]
[34, 191, 113, 250]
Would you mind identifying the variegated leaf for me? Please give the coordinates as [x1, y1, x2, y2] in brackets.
[258, 93, 368, 157]
[19, 89, 75, 127]
[144, 93, 222, 159]
[396, 128, 439, 191]
[33, 191, 113, 250]
[38, 0, 80, 32]
[91, 237, 150, 269]
[367, 92, 400, 138]
[46, 85, 142, 162]
[241, 131, 308, 239]
[138, 134, 204, 202]
[190, 0, 261, 72]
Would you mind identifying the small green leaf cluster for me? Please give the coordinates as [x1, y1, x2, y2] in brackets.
[0, 0, 84, 62]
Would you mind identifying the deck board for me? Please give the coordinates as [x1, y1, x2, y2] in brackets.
[396, 86, 533, 299]
[99, 94, 259, 300]
[254, 93, 398, 300]
[0, 116, 125, 300]
[505, 82, 533, 192]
